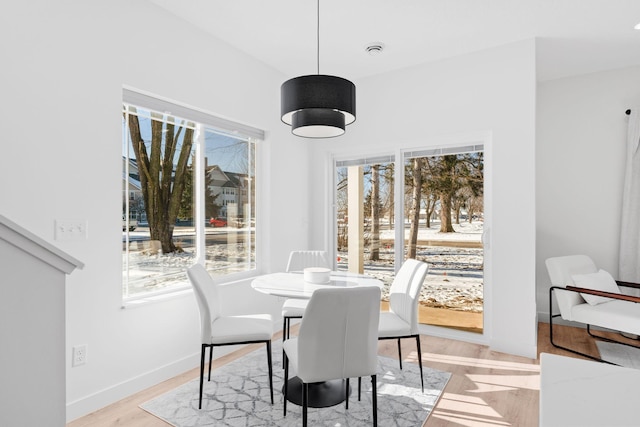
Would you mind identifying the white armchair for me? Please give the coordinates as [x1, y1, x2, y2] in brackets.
[546, 254, 640, 363]
[187, 264, 274, 409]
[282, 286, 381, 427]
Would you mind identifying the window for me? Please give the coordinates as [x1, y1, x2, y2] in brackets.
[335, 155, 396, 286]
[335, 143, 486, 334]
[122, 90, 261, 300]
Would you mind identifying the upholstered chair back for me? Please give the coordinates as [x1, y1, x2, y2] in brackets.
[285, 250, 330, 272]
[296, 286, 381, 383]
[187, 264, 221, 344]
[545, 255, 597, 320]
[388, 259, 429, 334]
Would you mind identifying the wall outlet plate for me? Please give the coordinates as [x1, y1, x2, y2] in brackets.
[72, 344, 87, 367]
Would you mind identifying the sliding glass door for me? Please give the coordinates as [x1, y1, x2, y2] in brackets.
[334, 144, 485, 334]
[403, 146, 484, 333]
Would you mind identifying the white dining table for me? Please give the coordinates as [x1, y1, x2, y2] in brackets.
[251, 270, 383, 299]
[251, 270, 383, 408]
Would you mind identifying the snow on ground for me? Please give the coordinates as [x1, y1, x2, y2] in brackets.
[125, 221, 484, 312]
[337, 221, 484, 312]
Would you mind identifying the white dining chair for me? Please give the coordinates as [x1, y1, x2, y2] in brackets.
[378, 258, 428, 392]
[282, 286, 381, 427]
[282, 251, 330, 344]
[187, 263, 274, 409]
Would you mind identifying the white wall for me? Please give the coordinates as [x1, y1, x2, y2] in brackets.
[536, 66, 640, 318]
[0, 0, 306, 422]
[8, 0, 607, 418]
[307, 40, 538, 358]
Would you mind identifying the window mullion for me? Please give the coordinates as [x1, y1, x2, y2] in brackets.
[195, 124, 206, 264]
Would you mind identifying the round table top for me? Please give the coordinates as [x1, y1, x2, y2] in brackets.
[251, 270, 383, 299]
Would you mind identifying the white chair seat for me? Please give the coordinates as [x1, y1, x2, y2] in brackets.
[282, 299, 308, 318]
[571, 300, 640, 336]
[378, 312, 411, 337]
[211, 314, 273, 344]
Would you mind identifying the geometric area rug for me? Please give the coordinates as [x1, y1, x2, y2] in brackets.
[141, 340, 451, 426]
[596, 341, 640, 370]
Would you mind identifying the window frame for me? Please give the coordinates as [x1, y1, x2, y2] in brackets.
[122, 89, 262, 303]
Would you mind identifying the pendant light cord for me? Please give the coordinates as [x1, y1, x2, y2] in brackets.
[317, 0, 320, 75]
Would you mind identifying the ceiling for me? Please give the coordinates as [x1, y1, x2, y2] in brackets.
[148, 0, 640, 82]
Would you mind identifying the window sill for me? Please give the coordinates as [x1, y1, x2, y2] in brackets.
[120, 270, 262, 309]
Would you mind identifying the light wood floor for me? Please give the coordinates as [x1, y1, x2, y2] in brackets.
[67, 322, 615, 427]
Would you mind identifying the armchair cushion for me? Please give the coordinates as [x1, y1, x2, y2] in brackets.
[571, 269, 621, 306]
[571, 300, 640, 336]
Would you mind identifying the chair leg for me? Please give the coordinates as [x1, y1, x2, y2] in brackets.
[397, 338, 403, 370]
[208, 344, 213, 381]
[199, 344, 206, 410]
[415, 334, 424, 393]
[283, 354, 289, 416]
[371, 375, 378, 427]
[358, 377, 362, 400]
[282, 317, 287, 367]
[345, 378, 349, 409]
[302, 382, 308, 427]
[266, 341, 274, 404]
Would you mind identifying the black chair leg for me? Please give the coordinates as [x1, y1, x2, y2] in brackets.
[266, 341, 274, 404]
[283, 354, 289, 416]
[415, 334, 424, 393]
[302, 382, 308, 427]
[199, 344, 206, 409]
[345, 378, 349, 409]
[358, 377, 362, 400]
[371, 375, 377, 427]
[397, 338, 403, 370]
[208, 345, 213, 381]
[282, 317, 288, 367]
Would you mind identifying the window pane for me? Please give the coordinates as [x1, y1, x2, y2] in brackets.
[335, 162, 395, 288]
[122, 107, 196, 298]
[204, 129, 255, 275]
[403, 151, 484, 332]
[122, 98, 259, 300]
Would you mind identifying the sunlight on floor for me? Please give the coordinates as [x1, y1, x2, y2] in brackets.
[423, 352, 540, 372]
[424, 351, 541, 426]
[432, 391, 520, 426]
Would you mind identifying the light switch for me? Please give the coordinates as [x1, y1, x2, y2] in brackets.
[55, 219, 88, 241]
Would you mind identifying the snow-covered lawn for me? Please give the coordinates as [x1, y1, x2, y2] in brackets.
[124, 221, 484, 312]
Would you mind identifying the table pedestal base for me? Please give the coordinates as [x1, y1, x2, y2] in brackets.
[284, 377, 351, 408]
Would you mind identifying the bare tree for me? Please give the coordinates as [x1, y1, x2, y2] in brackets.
[370, 164, 380, 261]
[407, 158, 423, 258]
[127, 111, 194, 253]
[424, 154, 482, 233]
[382, 163, 395, 230]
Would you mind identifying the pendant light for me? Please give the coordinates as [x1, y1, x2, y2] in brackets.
[280, 0, 356, 138]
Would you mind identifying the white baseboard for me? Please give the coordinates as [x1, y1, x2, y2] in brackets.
[66, 346, 235, 423]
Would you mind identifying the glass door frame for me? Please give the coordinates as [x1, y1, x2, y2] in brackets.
[329, 131, 492, 345]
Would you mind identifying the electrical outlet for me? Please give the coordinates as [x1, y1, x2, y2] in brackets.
[55, 219, 88, 241]
[72, 345, 87, 367]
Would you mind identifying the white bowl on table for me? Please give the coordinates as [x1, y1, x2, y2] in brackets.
[303, 267, 331, 284]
